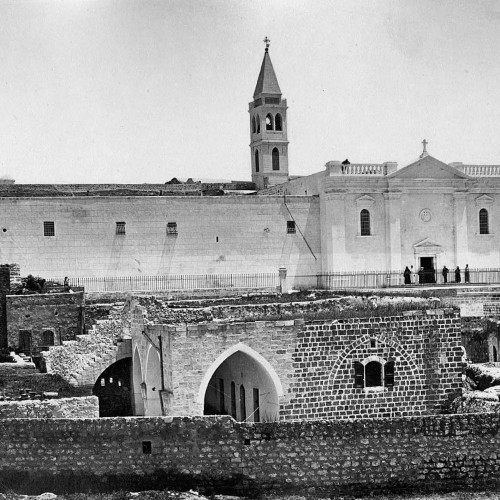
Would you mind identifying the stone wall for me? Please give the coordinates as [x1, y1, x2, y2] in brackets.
[6, 292, 84, 353]
[132, 307, 463, 419]
[2, 414, 500, 495]
[0, 196, 320, 286]
[0, 396, 98, 419]
[0, 265, 10, 349]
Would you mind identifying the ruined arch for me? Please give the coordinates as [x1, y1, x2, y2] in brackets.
[144, 345, 162, 416]
[198, 343, 283, 422]
[93, 357, 132, 417]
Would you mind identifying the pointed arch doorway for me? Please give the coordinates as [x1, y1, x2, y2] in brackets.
[199, 344, 282, 422]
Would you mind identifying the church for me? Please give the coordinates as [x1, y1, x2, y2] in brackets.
[0, 42, 499, 287]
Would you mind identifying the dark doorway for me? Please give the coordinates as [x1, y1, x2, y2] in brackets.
[93, 357, 132, 417]
[419, 257, 436, 283]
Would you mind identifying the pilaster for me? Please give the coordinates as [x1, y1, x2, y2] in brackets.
[454, 192, 469, 266]
[384, 193, 402, 271]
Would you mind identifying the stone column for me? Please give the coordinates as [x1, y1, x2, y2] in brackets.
[384, 193, 402, 272]
[454, 192, 469, 266]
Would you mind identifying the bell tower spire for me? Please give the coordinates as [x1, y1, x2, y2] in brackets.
[249, 38, 289, 189]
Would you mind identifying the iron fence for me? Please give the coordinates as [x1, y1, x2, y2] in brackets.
[53, 273, 279, 293]
[316, 268, 500, 289]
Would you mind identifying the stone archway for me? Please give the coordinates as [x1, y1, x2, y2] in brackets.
[200, 344, 282, 422]
[144, 346, 162, 416]
[92, 357, 132, 417]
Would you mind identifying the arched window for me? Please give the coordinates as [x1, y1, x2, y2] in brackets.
[255, 150, 260, 173]
[230, 382, 237, 419]
[360, 209, 371, 236]
[256, 115, 260, 133]
[266, 113, 273, 130]
[479, 208, 489, 234]
[354, 358, 395, 389]
[251, 116, 256, 134]
[275, 113, 283, 131]
[272, 148, 280, 171]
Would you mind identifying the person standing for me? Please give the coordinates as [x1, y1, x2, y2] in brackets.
[403, 266, 411, 285]
[465, 264, 470, 283]
[418, 267, 424, 285]
[455, 266, 461, 283]
[442, 266, 448, 284]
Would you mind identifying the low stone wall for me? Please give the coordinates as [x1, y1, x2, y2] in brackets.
[0, 396, 98, 419]
[2, 414, 500, 495]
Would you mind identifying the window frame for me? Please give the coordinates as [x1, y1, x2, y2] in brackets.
[265, 113, 274, 131]
[360, 209, 371, 236]
[287, 220, 296, 234]
[275, 113, 283, 131]
[115, 221, 126, 235]
[255, 150, 260, 173]
[272, 147, 280, 171]
[167, 222, 178, 235]
[479, 208, 489, 235]
[353, 356, 395, 391]
[43, 221, 55, 237]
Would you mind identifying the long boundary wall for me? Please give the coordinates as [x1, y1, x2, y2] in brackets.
[2, 414, 500, 495]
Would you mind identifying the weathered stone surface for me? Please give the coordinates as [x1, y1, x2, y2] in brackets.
[0, 396, 98, 419]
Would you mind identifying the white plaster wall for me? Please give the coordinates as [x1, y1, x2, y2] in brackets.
[0, 196, 320, 282]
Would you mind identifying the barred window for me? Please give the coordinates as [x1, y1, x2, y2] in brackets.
[479, 208, 489, 234]
[43, 221, 55, 237]
[167, 222, 178, 235]
[287, 221, 296, 234]
[360, 209, 371, 236]
[116, 222, 126, 235]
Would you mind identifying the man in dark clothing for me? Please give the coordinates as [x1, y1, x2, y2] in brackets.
[403, 266, 411, 285]
[455, 266, 461, 283]
[442, 266, 448, 284]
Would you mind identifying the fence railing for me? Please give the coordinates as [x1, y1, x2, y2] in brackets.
[56, 273, 279, 293]
[317, 268, 500, 289]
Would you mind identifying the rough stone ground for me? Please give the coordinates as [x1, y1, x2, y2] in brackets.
[1, 490, 499, 500]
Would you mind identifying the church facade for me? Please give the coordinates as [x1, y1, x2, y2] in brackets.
[0, 45, 499, 286]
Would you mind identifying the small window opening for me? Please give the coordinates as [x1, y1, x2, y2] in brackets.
[44, 221, 55, 237]
[272, 148, 280, 171]
[287, 221, 296, 234]
[252, 116, 256, 134]
[219, 378, 225, 414]
[42, 330, 54, 346]
[256, 115, 260, 133]
[100, 378, 105, 387]
[370, 339, 376, 348]
[255, 150, 260, 173]
[230, 381, 237, 419]
[240, 385, 246, 421]
[142, 441, 152, 454]
[216, 236, 219, 242]
[479, 208, 489, 235]
[360, 209, 371, 236]
[109, 377, 113, 384]
[365, 361, 383, 387]
[253, 388, 260, 423]
[167, 222, 178, 235]
[116, 222, 126, 235]
[266, 113, 273, 130]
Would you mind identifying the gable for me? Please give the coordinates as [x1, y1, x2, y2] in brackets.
[388, 155, 470, 180]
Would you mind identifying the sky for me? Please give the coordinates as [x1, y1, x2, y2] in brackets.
[1, 0, 500, 184]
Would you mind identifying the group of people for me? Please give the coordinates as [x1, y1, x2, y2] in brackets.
[403, 264, 470, 285]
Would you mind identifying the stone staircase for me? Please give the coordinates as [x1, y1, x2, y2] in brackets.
[42, 303, 132, 387]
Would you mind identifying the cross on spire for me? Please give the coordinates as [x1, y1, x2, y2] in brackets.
[420, 138, 429, 158]
[264, 36, 271, 52]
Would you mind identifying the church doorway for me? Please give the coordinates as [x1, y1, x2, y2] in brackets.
[419, 256, 436, 283]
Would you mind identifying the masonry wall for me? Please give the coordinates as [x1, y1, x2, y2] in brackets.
[0, 396, 98, 419]
[6, 292, 84, 352]
[2, 414, 500, 495]
[132, 308, 463, 420]
[0, 196, 320, 286]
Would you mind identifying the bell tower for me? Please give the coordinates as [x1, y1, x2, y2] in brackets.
[249, 38, 289, 189]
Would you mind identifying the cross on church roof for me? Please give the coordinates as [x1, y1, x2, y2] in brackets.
[420, 138, 429, 159]
[264, 36, 271, 52]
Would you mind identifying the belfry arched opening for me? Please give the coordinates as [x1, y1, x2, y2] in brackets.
[203, 350, 279, 422]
